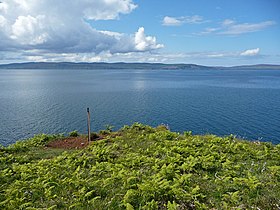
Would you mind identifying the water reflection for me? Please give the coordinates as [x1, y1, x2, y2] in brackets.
[134, 80, 146, 90]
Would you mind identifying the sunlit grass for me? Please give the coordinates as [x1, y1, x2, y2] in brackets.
[0, 123, 279, 209]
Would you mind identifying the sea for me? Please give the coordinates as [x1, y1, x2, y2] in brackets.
[0, 69, 279, 146]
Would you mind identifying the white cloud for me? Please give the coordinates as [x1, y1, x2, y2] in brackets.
[222, 19, 235, 26]
[99, 30, 123, 38]
[83, 0, 137, 20]
[240, 48, 260, 56]
[0, 1, 8, 13]
[199, 19, 276, 36]
[162, 16, 181, 26]
[198, 27, 220, 35]
[185, 15, 204, 24]
[0, 0, 163, 63]
[11, 15, 49, 45]
[221, 21, 276, 35]
[162, 15, 205, 26]
[135, 27, 164, 51]
[0, 47, 267, 65]
[0, 15, 7, 27]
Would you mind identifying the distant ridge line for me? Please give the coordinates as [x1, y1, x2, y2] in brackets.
[0, 62, 280, 70]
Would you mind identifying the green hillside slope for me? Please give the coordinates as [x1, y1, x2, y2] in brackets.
[1, 123, 279, 209]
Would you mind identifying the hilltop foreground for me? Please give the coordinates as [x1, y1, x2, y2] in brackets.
[0, 123, 279, 209]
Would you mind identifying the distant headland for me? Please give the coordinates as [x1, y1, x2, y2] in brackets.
[0, 62, 280, 70]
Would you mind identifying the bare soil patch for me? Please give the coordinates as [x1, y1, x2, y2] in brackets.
[46, 132, 120, 149]
[46, 136, 90, 149]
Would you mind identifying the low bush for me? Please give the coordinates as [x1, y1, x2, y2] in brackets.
[69, 130, 79, 137]
[90, 132, 99, 140]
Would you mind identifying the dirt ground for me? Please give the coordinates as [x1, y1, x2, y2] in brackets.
[46, 132, 119, 149]
[46, 136, 91, 149]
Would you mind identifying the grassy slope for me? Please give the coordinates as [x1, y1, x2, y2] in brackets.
[0, 123, 279, 209]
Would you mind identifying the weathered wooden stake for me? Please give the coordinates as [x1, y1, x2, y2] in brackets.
[87, 108, 91, 143]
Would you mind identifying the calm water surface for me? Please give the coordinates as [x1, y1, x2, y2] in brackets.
[0, 69, 279, 145]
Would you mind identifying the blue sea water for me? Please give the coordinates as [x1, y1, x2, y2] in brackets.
[0, 69, 279, 146]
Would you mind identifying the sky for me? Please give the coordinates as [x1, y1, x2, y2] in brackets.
[0, 0, 279, 66]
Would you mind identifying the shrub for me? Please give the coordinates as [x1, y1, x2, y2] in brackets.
[156, 124, 169, 131]
[69, 130, 79, 137]
[99, 130, 110, 135]
[90, 132, 99, 140]
[184, 131, 192, 137]
[105, 124, 114, 133]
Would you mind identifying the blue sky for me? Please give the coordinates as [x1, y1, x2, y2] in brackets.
[0, 0, 279, 66]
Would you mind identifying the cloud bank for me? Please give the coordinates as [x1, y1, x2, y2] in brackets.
[0, 0, 163, 63]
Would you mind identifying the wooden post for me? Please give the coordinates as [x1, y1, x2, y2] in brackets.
[87, 108, 91, 143]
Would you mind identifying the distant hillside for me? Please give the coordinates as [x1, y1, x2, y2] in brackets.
[227, 64, 280, 70]
[0, 62, 280, 70]
[0, 62, 213, 70]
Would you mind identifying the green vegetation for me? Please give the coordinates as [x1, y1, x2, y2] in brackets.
[69, 130, 79, 137]
[1, 123, 279, 209]
[90, 132, 100, 140]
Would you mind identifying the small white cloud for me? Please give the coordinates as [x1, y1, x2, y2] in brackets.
[135, 27, 164, 51]
[199, 19, 276, 36]
[99, 30, 123, 39]
[185, 15, 204, 24]
[240, 48, 260, 56]
[206, 53, 227, 58]
[26, 55, 47, 62]
[198, 27, 220, 35]
[162, 16, 181, 26]
[220, 21, 276, 35]
[162, 15, 205, 26]
[222, 19, 235, 26]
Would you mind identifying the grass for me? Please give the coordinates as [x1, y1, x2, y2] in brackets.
[0, 123, 279, 209]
